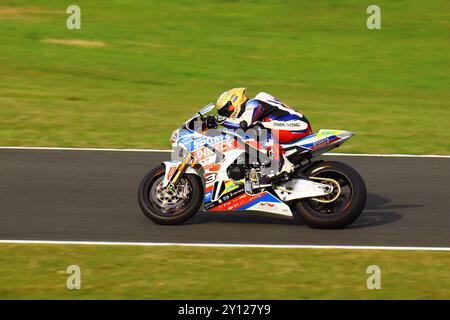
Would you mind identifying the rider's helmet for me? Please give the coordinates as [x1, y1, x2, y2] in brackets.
[216, 87, 248, 119]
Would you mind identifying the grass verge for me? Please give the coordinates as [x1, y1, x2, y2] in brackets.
[0, 244, 449, 299]
[0, 1, 449, 154]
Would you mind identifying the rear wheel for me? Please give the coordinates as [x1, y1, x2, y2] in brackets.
[293, 161, 366, 229]
[138, 165, 203, 225]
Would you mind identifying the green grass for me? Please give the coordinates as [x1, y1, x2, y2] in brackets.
[0, 244, 449, 299]
[0, 1, 448, 154]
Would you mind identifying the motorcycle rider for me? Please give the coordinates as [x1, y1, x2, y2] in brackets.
[215, 87, 312, 182]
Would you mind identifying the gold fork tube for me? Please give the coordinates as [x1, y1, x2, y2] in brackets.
[171, 153, 192, 185]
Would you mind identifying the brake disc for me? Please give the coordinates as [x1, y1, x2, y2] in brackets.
[155, 178, 191, 206]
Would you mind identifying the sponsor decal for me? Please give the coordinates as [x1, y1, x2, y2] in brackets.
[311, 136, 341, 150]
[204, 187, 245, 210]
[258, 202, 276, 208]
[193, 135, 231, 150]
[205, 173, 217, 184]
[210, 192, 266, 211]
[317, 130, 342, 137]
[264, 121, 308, 130]
[313, 137, 329, 147]
[224, 181, 240, 193]
[192, 140, 236, 160]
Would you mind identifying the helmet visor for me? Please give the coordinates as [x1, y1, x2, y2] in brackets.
[218, 101, 235, 117]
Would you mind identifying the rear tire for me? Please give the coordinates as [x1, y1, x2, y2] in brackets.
[293, 161, 367, 229]
[138, 165, 203, 225]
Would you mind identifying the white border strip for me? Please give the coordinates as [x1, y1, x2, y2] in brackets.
[1, 240, 449, 251]
[0, 146, 449, 158]
[0, 146, 170, 153]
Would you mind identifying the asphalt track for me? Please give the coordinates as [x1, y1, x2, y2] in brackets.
[0, 149, 449, 247]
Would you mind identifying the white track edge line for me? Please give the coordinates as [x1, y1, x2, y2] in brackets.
[0, 146, 449, 158]
[0, 240, 449, 251]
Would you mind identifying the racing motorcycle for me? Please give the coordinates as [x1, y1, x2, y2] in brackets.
[138, 104, 366, 229]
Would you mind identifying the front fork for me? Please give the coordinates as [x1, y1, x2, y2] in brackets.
[162, 153, 197, 188]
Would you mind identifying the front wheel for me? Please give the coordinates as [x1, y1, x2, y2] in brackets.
[138, 165, 203, 225]
[293, 161, 367, 229]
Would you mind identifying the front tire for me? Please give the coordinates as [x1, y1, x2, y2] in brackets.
[138, 165, 203, 225]
[293, 161, 367, 229]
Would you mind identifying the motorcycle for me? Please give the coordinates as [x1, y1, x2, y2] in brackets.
[138, 104, 367, 229]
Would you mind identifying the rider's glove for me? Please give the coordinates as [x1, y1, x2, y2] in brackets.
[205, 115, 218, 129]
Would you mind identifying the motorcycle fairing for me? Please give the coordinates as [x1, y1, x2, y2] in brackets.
[206, 187, 293, 217]
[166, 117, 353, 217]
[204, 180, 241, 203]
[283, 129, 353, 154]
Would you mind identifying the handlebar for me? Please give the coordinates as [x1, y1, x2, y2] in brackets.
[186, 114, 219, 131]
[204, 115, 219, 129]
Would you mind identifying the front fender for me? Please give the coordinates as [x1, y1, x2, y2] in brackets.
[161, 161, 201, 187]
